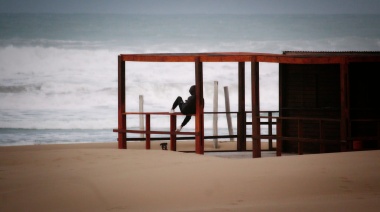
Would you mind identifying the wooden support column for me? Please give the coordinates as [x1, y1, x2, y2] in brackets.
[145, 114, 151, 149]
[340, 61, 349, 152]
[378, 121, 380, 149]
[276, 119, 282, 156]
[298, 120, 303, 155]
[170, 114, 177, 151]
[251, 58, 261, 158]
[118, 55, 126, 149]
[195, 57, 204, 154]
[237, 62, 246, 151]
[268, 111, 274, 150]
[277, 64, 284, 156]
[320, 120, 326, 153]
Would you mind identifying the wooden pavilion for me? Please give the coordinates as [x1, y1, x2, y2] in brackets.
[113, 52, 380, 158]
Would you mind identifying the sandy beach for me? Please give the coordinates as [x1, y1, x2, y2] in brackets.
[1, 141, 380, 211]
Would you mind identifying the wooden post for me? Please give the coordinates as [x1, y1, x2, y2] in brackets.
[298, 119, 303, 155]
[268, 112, 273, 150]
[320, 120, 326, 153]
[146, 114, 151, 149]
[170, 114, 177, 151]
[251, 58, 261, 158]
[378, 121, 380, 149]
[276, 118, 282, 156]
[139, 95, 144, 138]
[340, 61, 349, 152]
[213, 81, 219, 149]
[195, 57, 204, 154]
[277, 64, 283, 156]
[224, 86, 234, 142]
[118, 55, 126, 149]
[237, 62, 246, 151]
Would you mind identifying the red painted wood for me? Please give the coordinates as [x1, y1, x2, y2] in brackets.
[298, 120, 304, 155]
[121, 129, 196, 135]
[319, 120, 326, 153]
[118, 55, 126, 149]
[276, 120, 282, 157]
[170, 114, 177, 151]
[251, 59, 261, 158]
[195, 57, 204, 155]
[340, 62, 349, 152]
[268, 112, 274, 150]
[123, 112, 194, 116]
[116, 52, 380, 154]
[120, 52, 380, 64]
[378, 122, 380, 149]
[237, 62, 246, 151]
[278, 64, 284, 156]
[146, 114, 151, 149]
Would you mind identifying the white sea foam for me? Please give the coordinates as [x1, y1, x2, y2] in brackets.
[0, 39, 378, 129]
[0, 14, 379, 145]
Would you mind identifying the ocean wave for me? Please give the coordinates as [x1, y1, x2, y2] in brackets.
[0, 38, 110, 50]
[0, 84, 43, 93]
[1, 14, 379, 133]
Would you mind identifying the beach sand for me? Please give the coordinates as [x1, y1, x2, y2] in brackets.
[1, 141, 380, 211]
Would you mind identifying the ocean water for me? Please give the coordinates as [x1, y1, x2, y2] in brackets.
[0, 14, 379, 146]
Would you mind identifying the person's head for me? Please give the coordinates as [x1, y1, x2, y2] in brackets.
[189, 85, 196, 95]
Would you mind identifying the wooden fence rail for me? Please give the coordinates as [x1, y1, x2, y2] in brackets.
[113, 111, 379, 155]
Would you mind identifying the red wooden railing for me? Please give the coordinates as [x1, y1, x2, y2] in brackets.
[113, 111, 379, 156]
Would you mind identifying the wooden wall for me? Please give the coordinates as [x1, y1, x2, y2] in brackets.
[349, 62, 380, 149]
[280, 62, 380, 153]
[280, 64, 341, 153]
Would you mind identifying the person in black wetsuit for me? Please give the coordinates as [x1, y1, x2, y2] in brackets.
[169, 85, 203, 132]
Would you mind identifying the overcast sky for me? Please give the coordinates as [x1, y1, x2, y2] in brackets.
[0, 0, 379, 14]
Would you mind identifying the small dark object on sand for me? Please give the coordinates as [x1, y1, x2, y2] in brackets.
[160, 143, 168, 150]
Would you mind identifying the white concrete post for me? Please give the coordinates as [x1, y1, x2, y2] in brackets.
[139, 95, 144, 138]
[213, 81, 219, 148]
[224, 86, 234, 142]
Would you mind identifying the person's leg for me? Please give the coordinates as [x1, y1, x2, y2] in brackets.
[176, 115, 191, 132]
[181, 115, 191, 127]
[171, 96, 183, 111]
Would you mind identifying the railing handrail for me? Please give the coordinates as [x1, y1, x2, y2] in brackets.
[123, 111, 240, 115]
[116, 110, 379, 154]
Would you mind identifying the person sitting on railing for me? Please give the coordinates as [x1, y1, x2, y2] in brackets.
[169, 85, 204, 132]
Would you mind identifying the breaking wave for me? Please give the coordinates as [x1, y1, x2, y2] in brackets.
[1, 14, 379, 145]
